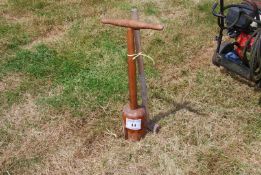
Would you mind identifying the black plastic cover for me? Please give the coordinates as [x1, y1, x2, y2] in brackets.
[226, 4, 255, 30]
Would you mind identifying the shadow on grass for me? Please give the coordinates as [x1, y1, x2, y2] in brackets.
[152, 101, 208, 124]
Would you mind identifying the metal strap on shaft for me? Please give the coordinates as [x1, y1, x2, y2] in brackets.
[131, 8, 160, 133]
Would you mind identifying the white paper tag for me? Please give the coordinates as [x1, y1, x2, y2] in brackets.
[126, 118, 142, 131]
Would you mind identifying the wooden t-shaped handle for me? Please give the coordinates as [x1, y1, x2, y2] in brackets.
[101, 19, 164, 31]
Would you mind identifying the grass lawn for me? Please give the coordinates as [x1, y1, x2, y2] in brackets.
[0, 0, 260, 174]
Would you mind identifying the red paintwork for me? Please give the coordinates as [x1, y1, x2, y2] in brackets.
[236, 32, 255, 59]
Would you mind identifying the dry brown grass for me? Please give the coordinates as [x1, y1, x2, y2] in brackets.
[0, 0, 260, 174]
[0, 93, 102, 174]
[0, 73, 24, 92]
[24, 24, 70, 49]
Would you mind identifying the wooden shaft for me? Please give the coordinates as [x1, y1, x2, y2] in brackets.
[131, 9, 145, 75]
[127, 28, 138, 110]
[131, 8, 160, 133]
[131, 9, 149, 114]
[102, 19, 164, 31]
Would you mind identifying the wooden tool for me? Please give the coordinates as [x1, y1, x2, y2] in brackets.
[102, 18, 164, 141]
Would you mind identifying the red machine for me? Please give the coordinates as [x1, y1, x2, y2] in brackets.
[212, 0, 261, 86]
[235, 32, 255, 59]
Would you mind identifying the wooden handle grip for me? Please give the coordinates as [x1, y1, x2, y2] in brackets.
[101, 19, 164, 31]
